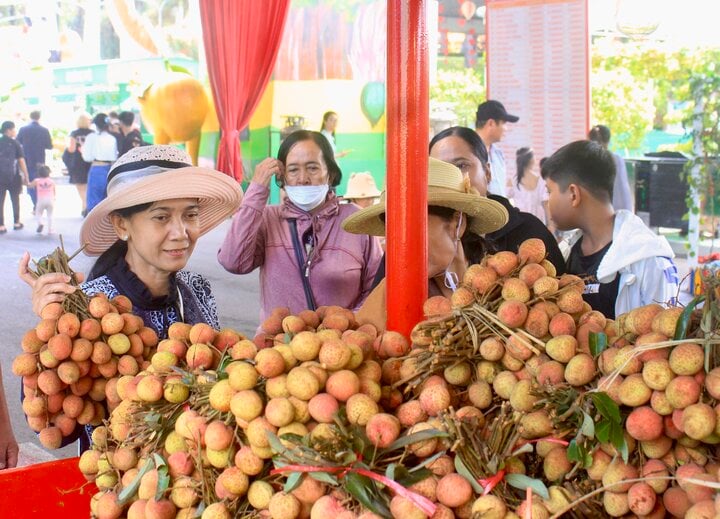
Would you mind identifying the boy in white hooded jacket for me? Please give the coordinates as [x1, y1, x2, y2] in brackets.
[542, 140, 678, 319]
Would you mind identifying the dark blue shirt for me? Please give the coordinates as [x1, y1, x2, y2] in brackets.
[16, 121, 52, 175]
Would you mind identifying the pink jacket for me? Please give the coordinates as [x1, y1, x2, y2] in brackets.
[218, 182, 383, 324]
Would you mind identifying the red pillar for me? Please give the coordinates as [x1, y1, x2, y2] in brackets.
[386, 1, 429, 337]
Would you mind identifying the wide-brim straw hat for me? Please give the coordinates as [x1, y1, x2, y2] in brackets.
[342, 157, 508, 237]
[344, 171, 382, 199]
[80, 145, 243, 256]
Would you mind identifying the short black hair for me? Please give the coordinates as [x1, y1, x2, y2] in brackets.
[93, 113, 109, 132]
[118, 111, 135, 127]
[29, 111, 41, 121]
[541, 140, 615, 202]
[430, 126, 489, 163]
[277, 130, 342, 188]
[1, 121, 14, 134]
[588, 125, 611, 145]
[37, 165, 51, 178]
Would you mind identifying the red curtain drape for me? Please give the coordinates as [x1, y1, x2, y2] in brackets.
[200, 0, 290, 181]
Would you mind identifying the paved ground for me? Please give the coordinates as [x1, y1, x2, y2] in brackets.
[0, 174, 695, 464]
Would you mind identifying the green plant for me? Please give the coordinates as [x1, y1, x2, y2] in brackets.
[430, 66, 486, 128]
[681, 56, 720, 257]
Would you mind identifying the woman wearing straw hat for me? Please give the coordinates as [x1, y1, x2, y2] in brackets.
[18, 145, 242, 452]
[20, 145, 243, 337]
[343, 171, 382, 209]
[218, 130, 382, 329]
[342, 157, 509, 331]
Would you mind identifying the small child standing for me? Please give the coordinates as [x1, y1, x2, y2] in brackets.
[29, 164, 55, 234]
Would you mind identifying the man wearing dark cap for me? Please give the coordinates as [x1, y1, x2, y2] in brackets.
[475, 100, 519, 197]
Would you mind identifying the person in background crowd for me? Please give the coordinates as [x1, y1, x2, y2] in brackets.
[320, 111, 351, 159]
[117, 111, 145, 157]
[28, 164, 55, 234]
[588, 124, 634, 213]
[0, 121, 29, 233]
[108, 111, 121, 135]
[65, 113, 93, 217]
[513, 147, 551, 226]
[82, 113, 118, 214]
[475, 100, 519, 197]
[588, 124, 633, 212]
[343, 172, 381, 209]
[343, 158, 509, 331]
[16, 110, 52, 210]
[218, 130, 382, 329]
[19, 145, 243, 452]
[0, 364, 19, 469]
[429, 126, 566, 273]
[542, 140, 678, 319]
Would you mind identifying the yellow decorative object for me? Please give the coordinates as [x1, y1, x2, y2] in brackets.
[138, 73, 209, 166]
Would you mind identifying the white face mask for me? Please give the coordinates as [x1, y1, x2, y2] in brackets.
[285, 185, 330, 212]
[444, 213, 464, 291]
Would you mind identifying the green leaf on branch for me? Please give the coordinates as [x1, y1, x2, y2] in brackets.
[610, 422, 629, 463]
[595, 419, 611, 443]
[591, 392, 621, 423]
[267, 431, 287, 455]
[589, 332, 608, 357]
[118, 457, 154, 505]
[155, 464, 171, 501]
[395, 466, 434, 488]
[674, 295, 704, 340]
[345, 472, 390, 518]
[567, 439, 580, 464]
[454, 456, 484, 494]
[505, 473, 550, 500]
[385, 428, 449, 452]
[284, 472, 303, 493]
[309, 472, 339, 486]
[581, 411, 595, 438]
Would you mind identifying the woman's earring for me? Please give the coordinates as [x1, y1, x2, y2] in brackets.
[121, 235, 128, 241]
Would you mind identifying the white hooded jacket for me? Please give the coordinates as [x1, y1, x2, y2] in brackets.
[562, 210, 679, 317]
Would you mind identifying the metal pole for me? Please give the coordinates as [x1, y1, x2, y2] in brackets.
[688, 89, 704, 269]
[386, 0, 429, 336]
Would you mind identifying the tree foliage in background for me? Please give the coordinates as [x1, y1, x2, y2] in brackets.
[683, 55, 720, 238]
[430, 64, 485, 128]
[591, 65, 654, 151]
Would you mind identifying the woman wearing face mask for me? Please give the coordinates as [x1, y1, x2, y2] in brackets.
[218, 130, 382, 328]
[342, 157, 509, 331]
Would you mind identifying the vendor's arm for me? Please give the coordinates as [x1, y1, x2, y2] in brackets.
[0, 364, 19, 469]
[355, 278, 387, 332]
[217, 158, 280, 274]
[356, 235, 384, 309]
[18, 252, 80, 316]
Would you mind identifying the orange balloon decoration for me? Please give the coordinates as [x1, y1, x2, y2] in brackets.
[460, 1, 476, 21]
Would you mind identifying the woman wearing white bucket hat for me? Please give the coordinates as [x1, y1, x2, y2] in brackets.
[20, 145, 243, 337]
[343, 171, 381, 209]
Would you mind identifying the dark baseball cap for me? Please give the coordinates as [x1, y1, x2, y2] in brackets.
[475, 100, 519, 124]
